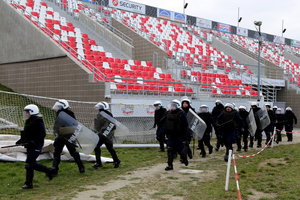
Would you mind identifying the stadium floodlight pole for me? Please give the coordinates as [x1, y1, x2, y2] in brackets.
[237, 7, 242, 28]
[282, 19, 286, 37]
[183, 0, 188, 15]
[254, 21, 262, 102]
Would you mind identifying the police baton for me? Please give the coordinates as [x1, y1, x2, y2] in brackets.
[1, 143, 27, 148]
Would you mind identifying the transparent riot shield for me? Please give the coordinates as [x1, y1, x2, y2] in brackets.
[54, 111, 99, 155]
[186, 108, 207, 140]
[246, 109, 257, 136]
[99, 111, 129, 143]
[255, 109, 270, 130]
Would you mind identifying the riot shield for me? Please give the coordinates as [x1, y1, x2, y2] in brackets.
[54, 111, 99, 155]
[186, 108, 207, 140]
[246, 109, 257, 136]
[94, 112, 116, 140]
[99, 111, 129, 143]
[255, 109, 270, 130]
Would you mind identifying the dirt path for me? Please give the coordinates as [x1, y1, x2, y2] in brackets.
[71, 129, 300, 200]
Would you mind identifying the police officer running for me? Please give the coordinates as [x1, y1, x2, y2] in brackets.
[197, 105, 214, 157]
[152, 101, 167, 152]
[237, 105, 249, 152]
[164, 100, 189, 170]
[93, 101, 121, 168]
[275, 108, 286, 144]
[181, 98, 194, 159]
[52, 100, 85, 176]
[212, 100, 225, 151]
[284, 107, 297, 142]
[250, 102, 263, 148]
[264, 103, 277, 146]
[16, 104, 55, 189]
[216, 103, 243, 162]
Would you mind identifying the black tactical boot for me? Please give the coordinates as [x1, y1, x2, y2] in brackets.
[92, 163, 103, 168]
[46, 167, 56, 180]
[22, 183, 33, 189]
[224, 155, 229, 162]
[114, 160, 121, 168]
[165, 165, 173, 171]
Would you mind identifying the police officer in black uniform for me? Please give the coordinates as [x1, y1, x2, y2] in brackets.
[217, 103, 243, 162]
[238, 105, 250, 152]
[212, 100, 224, 151]
[52, 100, 85, 176]
[264, 103, 277, 146]
[275, 108, 286, 144]
[16, 104, 55, 189]
[250, 102, 263, 148]
[164, 99, 189, 170]
[197, 105, 214, 157]
[153, 101, 167, 152]
[284, 107, 297, 141]
[181, 98, 194, 159]
[93, 101, 121, 168]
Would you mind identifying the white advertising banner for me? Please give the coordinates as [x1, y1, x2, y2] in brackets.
[292, 40, 300, 48]
[273, 36, 285, 44]
[237, 27, 248, 37]
[110, 99, 157, 117]
[109, 0, 145, 14]
[241, 76, 285, 87]
[196, 17, 212, 29]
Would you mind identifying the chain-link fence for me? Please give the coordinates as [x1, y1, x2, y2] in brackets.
[0, 90, 157, 143]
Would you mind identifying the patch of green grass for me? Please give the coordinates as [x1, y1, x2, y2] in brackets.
[1, 144, 300, 199]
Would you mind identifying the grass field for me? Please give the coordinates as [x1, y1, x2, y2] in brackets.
[1, 139, 300, 200]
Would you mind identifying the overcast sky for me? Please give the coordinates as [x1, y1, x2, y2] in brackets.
[132, 0, 300, 41]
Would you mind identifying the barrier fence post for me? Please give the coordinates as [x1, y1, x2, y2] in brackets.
[225, 149, 232, 191]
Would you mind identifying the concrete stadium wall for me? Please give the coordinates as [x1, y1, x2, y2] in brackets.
[277, 85, 300, 119]
[112, 18, 167, 69]
[0, 1, 106, 102]
[0, 0, 66, 63]
[284, 51, 300, 65]
[0, 56, 106, 102]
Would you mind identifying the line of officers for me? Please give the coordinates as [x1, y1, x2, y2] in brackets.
[15, 100, 120, 189]
[152, 99, 297, 170]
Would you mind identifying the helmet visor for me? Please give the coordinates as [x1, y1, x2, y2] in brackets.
[199, 107, 208, 113]
[52, 102, 63, 111]
[168, 102, 179, 111]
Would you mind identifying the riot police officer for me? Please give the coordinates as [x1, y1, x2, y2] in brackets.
[153, 101, 167, 152]
[238, 105, 249, 152]
[212, 100, 224, 151]
[52, 100, 85, 176]
[284, 107, 297, 141]
[93, 101, 121, 168]
[264, 103, 277, 146]
[250, 102, 263, 148]
[181, 98, 194, 159]
[197, 105, 214, 157]
[16, 104, 55, 189]
[164, 100, 189, 170]
[273, 106, 278, 113]
[275, 108, 286, 144]
[217, 103, 243, 162]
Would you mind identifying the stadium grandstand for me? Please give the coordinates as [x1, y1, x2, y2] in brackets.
[0, 0, 300, 138]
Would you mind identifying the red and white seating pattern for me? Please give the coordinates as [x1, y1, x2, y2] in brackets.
[114, 11, 246, 72]
[216, 32, 300, 86]
[8, 0, 197, 95]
